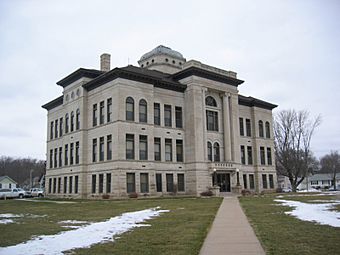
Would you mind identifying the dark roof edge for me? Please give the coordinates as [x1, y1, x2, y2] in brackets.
[83, 67, 187, 92]
[56, 68, 104, 87]
[172, 66, 244, 86]
[238, 95, 278, 110]
[42, 95, 63, 110]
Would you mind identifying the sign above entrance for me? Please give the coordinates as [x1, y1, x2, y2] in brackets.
[209, 162, 236, 172]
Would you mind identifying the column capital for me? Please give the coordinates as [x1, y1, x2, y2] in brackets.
[202, 87, 208, 93]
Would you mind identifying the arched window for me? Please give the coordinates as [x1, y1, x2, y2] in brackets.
[139, 99, 147, 123]
[70, 111, 74, 132]
[207, 142, 212, 161]
[214, 142, 220, 162]
[205, 96, 217, 107]
[265, 121, 271, 138]
[65, 113, 69, 133]
[76, 109, 80, 130]
[126, 97, 134, 121]
[258, 120, 264, 138]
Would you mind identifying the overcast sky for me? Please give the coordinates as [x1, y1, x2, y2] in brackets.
[0, 0, 339, 160]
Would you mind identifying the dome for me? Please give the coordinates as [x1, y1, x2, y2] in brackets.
[139, 45, 185, 62]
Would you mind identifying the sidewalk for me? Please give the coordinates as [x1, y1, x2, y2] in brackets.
[199, 196, 265, 255]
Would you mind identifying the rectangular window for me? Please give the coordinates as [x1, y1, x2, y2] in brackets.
[165, 139, 172, 162]
[269, 174, 274, 189]
[70, 143, 74, 165]
[154, 103, 160, 125]
[107, 98, 112, 122]
[164, 105, 172, 127]
[75, 142, 79, 164]
[239, 118, 244, 136]
[70, 112, 74, 132]
[139, 101, 147, 123]
[139, 135, 148, 160]
[76, 110, 80, 130]
[175, 106, 183, 128]
[55, 119, 58, 138]
[240, 145, 245, 164]
[156, 173, 162, 192]
[59, 147, 62, 167]
[311, 181, 318, 185]
[92, 139, 97, 162]
[59, 118, 63, 136]
[49, 149, 53, 168]
[126, 134, 134, 159]
[50, 121, 54, 140]
[99, 174, 104, 193]
[58, 177, 61, 193]
[206, 110, 218, 131]
[176, 140, 183, 162]
[262, 174, 268, 189]
[267, 147, 272, 165]
[74, 176, 78, 194]
[64, 144, 68, 166]
[246, 119, 251, 137]
[48, 178, 52, 193]
[107, 135, 112, 160]
[177, 174, 185, 192]
[69, 176, 73, 194]
[249, 174, 255, 189]
[92, 174, 96, 193]
[106, 173, 111, 193]
[93, 104, 97, 127]
[100, 101, 104, 125]
[247, 146, 253, 165]
[140, 173, 149, 193]
[64, 176, 67, 194]
[99, 137, 104, 161]
[243, 174, 248, 189]
[166, 174, 174, 192]
[126, 173, 135, 193]
[53, 178, 57, 193]
[54, 148, 58, 168]
[154, 138, 161, 161]
[260, 146, 265, 165]
[65, 114, 69, 133]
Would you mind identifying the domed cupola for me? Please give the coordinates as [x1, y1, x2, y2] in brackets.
[138, 45, 186, 74]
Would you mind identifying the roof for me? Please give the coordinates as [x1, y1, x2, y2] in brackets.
[139, 45, 185, 62]
[56, 68, 104, 87]
[310, 173, 340, 181]
[0, 176, 17, 184]
[42, 95, 63, 110]
[238, 95, 277, 110]
[83, 65, 187, 92]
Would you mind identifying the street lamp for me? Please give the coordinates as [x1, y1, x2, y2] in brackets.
[236, 168, 240, 186]
[213, 168, 217, 186]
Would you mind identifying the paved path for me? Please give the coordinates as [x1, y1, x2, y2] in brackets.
[199, 196, 265, 255]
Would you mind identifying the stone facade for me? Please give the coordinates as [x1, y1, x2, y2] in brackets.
[42, 45, 277, 199]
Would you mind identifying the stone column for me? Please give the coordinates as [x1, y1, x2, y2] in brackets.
[202, 88, 207, 160]
[223, 93, 232, 161]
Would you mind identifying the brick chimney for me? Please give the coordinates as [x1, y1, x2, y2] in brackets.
[100, 53, 111, 72]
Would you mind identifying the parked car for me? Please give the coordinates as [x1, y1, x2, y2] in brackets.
[0, 188, 26, 199]
[17, 188, 31, 198]
[30, 188, 44, 197]
[282, 188, 292, 193]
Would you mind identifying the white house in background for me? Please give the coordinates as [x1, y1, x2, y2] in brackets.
[307, 173, 340, 189]
[0, 176, 17, 189]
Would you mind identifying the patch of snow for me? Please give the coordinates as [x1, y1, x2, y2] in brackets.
[0, 219, 14, 224]
[276, 195, 284, 198]
[0, 214, 23, 218]
[19, 199, 77, 204]
[297, 188, 321, 193]
[275, 199, 340, 227]
[58, 220, 88, 224]
[0, 207, 169, 255]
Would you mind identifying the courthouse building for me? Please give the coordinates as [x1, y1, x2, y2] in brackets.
[42, 45, 277, 198]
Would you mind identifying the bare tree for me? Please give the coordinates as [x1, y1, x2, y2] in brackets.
[320, 151, 340, 190]
[274, 110, 321, 192]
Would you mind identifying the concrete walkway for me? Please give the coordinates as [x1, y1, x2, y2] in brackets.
[200, 196, 265, 255]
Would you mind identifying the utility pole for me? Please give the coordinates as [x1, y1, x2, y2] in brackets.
[30, 169, 34, 189]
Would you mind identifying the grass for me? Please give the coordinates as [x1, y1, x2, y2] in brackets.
[0, 197, 222, 254]
[239, 193, 340, 255]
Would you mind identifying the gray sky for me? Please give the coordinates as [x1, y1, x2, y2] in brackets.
[0, 0, 339, 160]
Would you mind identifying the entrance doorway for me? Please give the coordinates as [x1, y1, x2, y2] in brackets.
[214, 173, 231, 192]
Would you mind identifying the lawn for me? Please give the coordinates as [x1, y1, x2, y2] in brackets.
[239, 193, 340, 255]
[0, 197, 222, 255]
